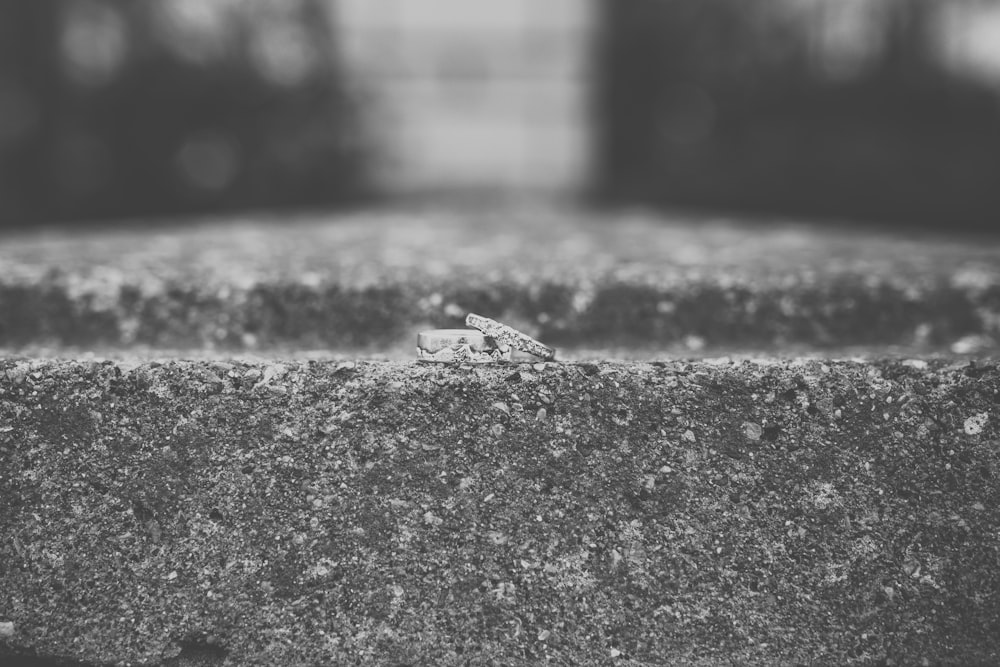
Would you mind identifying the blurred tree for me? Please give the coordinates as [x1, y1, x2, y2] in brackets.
[0, 2, 60, 223]
[595, 0, 1000, 228]
[0, 0, 370, 227]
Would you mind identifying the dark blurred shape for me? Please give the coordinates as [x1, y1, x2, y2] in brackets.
[595, 0, 1000, 228]
[0, 0, 369, 226]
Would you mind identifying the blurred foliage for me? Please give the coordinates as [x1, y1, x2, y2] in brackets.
[595, 0, 1000, 227]
[0, 0, 370, 226]
[4, 0, 1000, 228]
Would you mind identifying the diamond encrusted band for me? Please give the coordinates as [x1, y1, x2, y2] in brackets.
[465, 313, 556, 361]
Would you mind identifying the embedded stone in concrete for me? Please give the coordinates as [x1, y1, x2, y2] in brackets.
[2, 358, 999, 665]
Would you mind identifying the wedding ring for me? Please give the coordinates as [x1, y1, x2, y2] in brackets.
[466, 313, 556, 361]
[416, 329, 511, 363]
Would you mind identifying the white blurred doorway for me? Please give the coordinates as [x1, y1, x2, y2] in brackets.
[332, 0, 596, 201]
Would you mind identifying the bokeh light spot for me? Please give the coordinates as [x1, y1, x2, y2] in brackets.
[175, 132, 241, 193]
[60, 0, 129, 87]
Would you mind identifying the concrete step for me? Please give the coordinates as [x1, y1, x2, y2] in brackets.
[2, 208, 1000, 353]
[2, 358, 999, 665]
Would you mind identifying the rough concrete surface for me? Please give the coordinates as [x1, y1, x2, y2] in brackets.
[2, 357, 999, 665]
[3, 208, 1000, 353]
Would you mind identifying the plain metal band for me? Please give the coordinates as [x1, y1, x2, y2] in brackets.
[416, 346, 511, 363]
[417, 329, 492, 354]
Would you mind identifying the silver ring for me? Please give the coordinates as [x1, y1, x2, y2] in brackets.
[416, 329, 511, 363]
[465, 313, 556, 361]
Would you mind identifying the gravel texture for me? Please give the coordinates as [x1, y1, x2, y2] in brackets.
[2, 208, 1000, 353]
[2, 357, 999, 665]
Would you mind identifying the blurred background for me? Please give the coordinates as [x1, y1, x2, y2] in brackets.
[1, 0, 1000, 228]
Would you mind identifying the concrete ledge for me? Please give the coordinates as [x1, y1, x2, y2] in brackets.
[2, 358, 999, 665]
[3, 210, 1000, 352]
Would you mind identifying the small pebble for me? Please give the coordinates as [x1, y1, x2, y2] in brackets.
[0, 621, 13, 637]
[5, 364, 29, 384]
[742, 422, 763, 441]
[964, 413, 988, 436]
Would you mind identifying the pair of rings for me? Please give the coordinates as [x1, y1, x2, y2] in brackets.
[417, 313, 555, 364]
